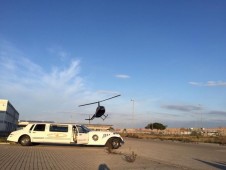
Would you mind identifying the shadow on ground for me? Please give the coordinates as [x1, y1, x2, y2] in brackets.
[98, 164, 110, 170]
[194, 158, 226, 170]
[35, 143, 104, 147]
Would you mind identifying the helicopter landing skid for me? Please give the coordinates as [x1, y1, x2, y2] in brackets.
[101, 114, 108, 120]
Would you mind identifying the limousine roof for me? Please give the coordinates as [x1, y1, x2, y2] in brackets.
[18, 120, 112, 127]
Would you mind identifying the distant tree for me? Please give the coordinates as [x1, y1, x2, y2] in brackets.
[108, 127, 114, 131]
[122, 128, 127, 133]
[145, 122, 167, 130]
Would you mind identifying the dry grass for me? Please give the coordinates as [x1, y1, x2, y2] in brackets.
[120, 133, 226, 145]
[105, 145, 137, 163]
[123, 151, 137, 163]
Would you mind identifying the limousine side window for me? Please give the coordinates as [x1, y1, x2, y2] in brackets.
[49, 125, 68, 132]
[33, 124, 46, 131]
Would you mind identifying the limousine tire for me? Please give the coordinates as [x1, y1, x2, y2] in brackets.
[106, 138, 121, 149]
[19, 135, 32, 146]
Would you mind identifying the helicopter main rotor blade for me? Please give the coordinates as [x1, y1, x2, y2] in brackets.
[78, 94, 121, 107]
[99, 94, 121, 102]
[79, 101, 99, 107]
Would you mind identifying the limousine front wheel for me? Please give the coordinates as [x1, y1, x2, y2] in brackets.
[19, 135, 31, 146]
[106, 138, 121, 149]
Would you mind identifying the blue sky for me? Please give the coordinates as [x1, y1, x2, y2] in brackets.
[0, 0, 226, 128]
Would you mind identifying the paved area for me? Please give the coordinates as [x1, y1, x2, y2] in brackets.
[1, 138, 226, 169]
[121, 138, 226, 170]
[0, 143, 181, 170]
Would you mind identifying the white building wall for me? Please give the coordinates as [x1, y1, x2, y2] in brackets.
[0, 99, 19, 136]
[0, 100, 7, 110]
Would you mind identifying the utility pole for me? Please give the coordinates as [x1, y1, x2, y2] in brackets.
[89, 115, 91, 125]
[131, 99, 135, 128]
[199, 104, 203, 129]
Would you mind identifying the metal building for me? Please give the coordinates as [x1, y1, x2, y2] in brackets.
[0, 99, 19, 136]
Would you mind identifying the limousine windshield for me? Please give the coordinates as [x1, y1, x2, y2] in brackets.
[76, 125, 91, 133]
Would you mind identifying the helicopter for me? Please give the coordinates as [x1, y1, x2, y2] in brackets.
[79, 94, 121, 121]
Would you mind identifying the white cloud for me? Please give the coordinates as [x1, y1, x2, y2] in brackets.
[162, 104, 202, 112]
[96, 90, 120, 95]
[208, 110, 226, 116]
[205, 81, 226, 87]
[0, 42, 127, 126]
[189, 81, 226, 87]
[47, 46, 70, 61]
[189, 82, 202, 86]
[115, 74, 130, 79]
[0, 42, 86, 122]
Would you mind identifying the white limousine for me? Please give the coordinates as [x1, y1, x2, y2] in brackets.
[7, 123, 124, 149]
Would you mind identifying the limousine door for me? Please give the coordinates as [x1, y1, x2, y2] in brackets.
[77, 133, 89, 144]
[30, 124, 47, 142]
[45, 124, 71, 144]
[76, 125, 89, 144]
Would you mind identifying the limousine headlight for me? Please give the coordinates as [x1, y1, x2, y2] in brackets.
[8, 133, 14, 137]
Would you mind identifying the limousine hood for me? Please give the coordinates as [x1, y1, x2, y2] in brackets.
[7, 129, 23, 142]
